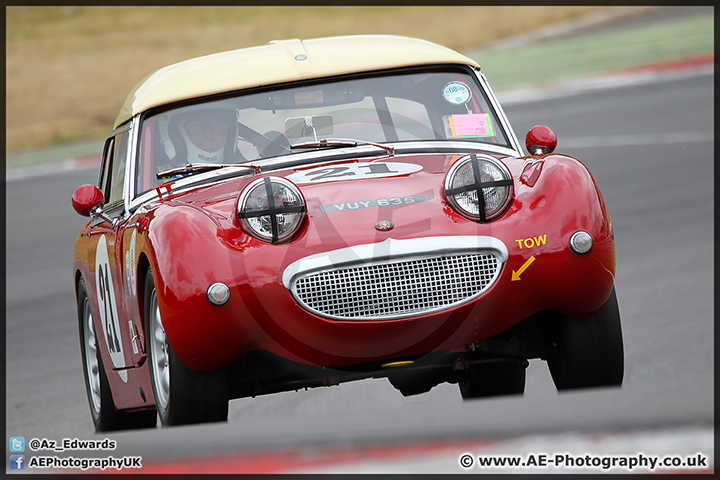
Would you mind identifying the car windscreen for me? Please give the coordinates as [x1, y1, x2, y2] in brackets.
[135, 65, 510, 195]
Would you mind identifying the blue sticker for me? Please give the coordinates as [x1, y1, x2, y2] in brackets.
[443, 82, 472, 105]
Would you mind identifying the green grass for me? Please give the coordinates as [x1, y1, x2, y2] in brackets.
[474, 14, 713, 90]
[5, 140, 104, 170]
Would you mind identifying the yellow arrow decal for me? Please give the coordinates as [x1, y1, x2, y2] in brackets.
[511, 256, 536, 281]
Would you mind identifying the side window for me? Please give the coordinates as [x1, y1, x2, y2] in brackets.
[99, 137, 115, 199]
[107, 129, 129, 205]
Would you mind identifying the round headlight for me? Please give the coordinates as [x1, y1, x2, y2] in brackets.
[443, 154, 513, 222]
[238, 177, 306, 244]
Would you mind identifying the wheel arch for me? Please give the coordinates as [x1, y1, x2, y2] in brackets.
[75, 270, 93, 336]
[74, 269, 85, 301]
[136, 252, 153, 336]
[75, 271, 88, 349]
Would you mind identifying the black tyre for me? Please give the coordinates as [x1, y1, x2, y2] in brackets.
[77, 277, 156, 432]
[144, 268, 229, 426]
[547, 287, 624, 390]
[459, 358, 527, 399]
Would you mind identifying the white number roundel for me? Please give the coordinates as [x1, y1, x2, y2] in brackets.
[286, 162, 422, 185]
[95, 235, 127, 382]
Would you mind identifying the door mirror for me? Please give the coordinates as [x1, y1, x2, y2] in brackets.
[525, 125, 557, 155]
[72, 184, 104, 217]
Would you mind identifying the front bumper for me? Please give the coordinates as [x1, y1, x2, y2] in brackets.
[159, 227, 614, 371]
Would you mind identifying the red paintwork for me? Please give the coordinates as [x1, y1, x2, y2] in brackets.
[71, 184, 104, 217]
[74, 149, 615, 413]
[526, 125, 558, 155]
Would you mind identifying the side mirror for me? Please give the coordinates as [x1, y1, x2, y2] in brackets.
[71, 184, 104, 217]
[525, 125, 557, 155]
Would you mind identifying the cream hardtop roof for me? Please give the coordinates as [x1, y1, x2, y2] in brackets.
[114, 35, 480, 128]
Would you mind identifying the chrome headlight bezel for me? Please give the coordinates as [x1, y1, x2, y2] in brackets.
[443, 154, 514, 222]
[237, 176, 306, 244]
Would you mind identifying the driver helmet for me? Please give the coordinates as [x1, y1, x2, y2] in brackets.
[158, 103, 239, 165]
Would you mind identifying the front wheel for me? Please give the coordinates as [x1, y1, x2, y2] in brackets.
[546, 287, 624, 390]
[144, 268, 229, 426]
[77, 277, 156, 432]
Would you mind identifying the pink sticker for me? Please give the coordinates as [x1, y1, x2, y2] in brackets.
[450, 114, 493, 137]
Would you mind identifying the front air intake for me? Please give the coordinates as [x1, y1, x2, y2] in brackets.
[291, 251, 502, 320]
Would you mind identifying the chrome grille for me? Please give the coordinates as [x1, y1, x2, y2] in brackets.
[291, 251, 501, 320]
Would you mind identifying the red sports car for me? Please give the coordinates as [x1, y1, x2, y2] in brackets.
[72, 35, 623, 431]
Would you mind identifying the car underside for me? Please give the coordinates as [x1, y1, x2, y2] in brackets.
[225, 287, 623, 400]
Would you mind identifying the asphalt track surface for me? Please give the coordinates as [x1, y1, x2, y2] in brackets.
[5, 12, 714, 476]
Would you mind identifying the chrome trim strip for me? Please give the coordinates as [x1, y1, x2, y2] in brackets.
[394, 140, 519, 157]
[474, 69, 524, 155]
[123, 117, 139, 217]
[282, 235, 508, 289]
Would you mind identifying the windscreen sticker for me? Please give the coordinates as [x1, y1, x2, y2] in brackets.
[442, 81, 472, 105]
[295, 90, 324, 105]
[446, 113, 494, 138]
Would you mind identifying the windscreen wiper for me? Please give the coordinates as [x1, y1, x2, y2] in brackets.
[290, 138, 394, 156]
[156, 163, 259, 179]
